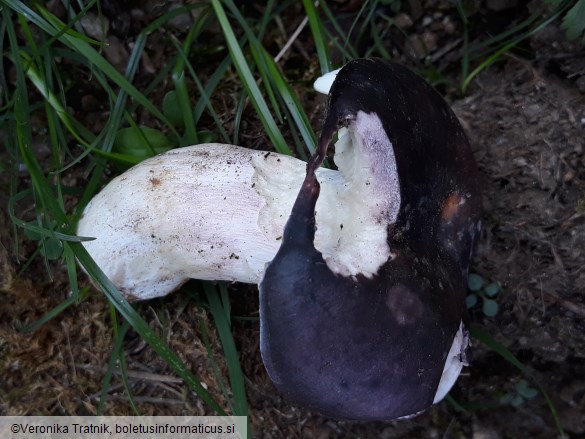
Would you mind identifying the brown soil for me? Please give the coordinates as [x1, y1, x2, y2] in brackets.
[1, 4, 585, 439]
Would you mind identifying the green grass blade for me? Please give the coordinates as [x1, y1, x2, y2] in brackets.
[260, 48, 317, 154]
[210, 0, 291, 155]
[232, 91, 248, 146]
[64, 243, 81, 301]
[250, 45, 284, 124]
[369, 14, 393, 59]
[20, 287, 89, 333]
[303, 0, 331, 74]
[204, 283, 248, 417]
[459, 2, 567, 93]
[196, 310, 233, 404]
[97, 312, 131, 415]
[192, 55, 231, 125]
[317, 0, 358, 61]
[117, 339, 141, 415]
[100, 31, 149, 153]
[183, 57, 232, 144]
[461, 40, 516, 94]
[219, 0, 284, 126]
[171, 14, 214, 146]
[221, 0, 285, 124]
[15, 50, 91, 147]
[342, 0, 372, 57]
[470, 325, 565, 436]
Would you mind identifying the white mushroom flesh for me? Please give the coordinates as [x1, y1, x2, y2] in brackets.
[313, 111, 400, 277]
[78, 120, 400, 300]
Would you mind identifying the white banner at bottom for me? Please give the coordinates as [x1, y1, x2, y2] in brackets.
[1, 416, 247, 439]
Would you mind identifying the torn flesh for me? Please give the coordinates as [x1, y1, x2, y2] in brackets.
[78, 114, 399, 300]
[317, 111, 400, 277]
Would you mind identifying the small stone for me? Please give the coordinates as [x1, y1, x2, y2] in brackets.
[563, 169, 575, 183]
[421, 30, 438, 52]
[103, 36, 129, 72]
[442, 16, 456, 34]
[80, 12, 109, 40]
[473, 422, 501, 439]
[131, 8, 145, 20]
[550, 109, 559, 122]
[168, 2, 193, 32]
[46, 0, 67, 19]
[522, 103, 542, 124]
[394, 13, 413, 29]
[408, 31, 438, 59]
[140, 51, 157, 75]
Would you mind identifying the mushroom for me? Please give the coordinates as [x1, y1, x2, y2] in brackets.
[259, 58, 481, 420]
[76, 142, 390, 300]
[77, 58, 481, 420]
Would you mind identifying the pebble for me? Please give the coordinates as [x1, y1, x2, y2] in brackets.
[522, 103, 542, 124]
[473, 422, 501, 439]
[442, 16, 455, 34]
[408, 30, 438, 59]
[80, 12, 109, 40]
[103, 36, 130, 72]
[394, 13, 413, 29]
[168, 2, 193, 32]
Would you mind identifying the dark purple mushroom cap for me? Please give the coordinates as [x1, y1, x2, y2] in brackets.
[259, 58, 481, 420]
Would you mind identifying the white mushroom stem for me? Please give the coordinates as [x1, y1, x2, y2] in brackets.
[78, 111, 399, 300]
